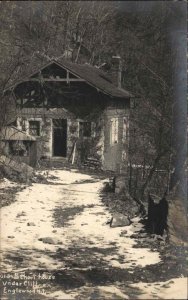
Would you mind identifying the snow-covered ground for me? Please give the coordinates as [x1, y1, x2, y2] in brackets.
[0, 177, 20, 189]
[0, 169, 187, 299]
[130, 277, 188, 300]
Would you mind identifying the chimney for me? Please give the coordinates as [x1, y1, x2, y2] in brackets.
[112, 55, 122, 89]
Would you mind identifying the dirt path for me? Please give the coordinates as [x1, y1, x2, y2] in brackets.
[0, 170, 187, 299]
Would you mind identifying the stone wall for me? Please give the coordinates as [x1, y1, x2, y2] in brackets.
[16, 108, 76, 159]
[16, 107, 104, 166]
[14, 103, 130, 171]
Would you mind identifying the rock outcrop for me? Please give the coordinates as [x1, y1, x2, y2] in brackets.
[110, 213, 131, 228]
[0, 155, 33, 182]
[167, 192, 188, 245]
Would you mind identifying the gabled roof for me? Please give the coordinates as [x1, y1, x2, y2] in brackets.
[6, 58, 133, 99]
[57, 59, 132, 99]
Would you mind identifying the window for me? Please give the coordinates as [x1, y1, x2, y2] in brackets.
[110, 118, 118, 144]
[21, 118, 27, 131]
[29, 120, 40, 136]
[79, 122, 91, 137]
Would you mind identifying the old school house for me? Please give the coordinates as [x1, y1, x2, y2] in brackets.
[1, 59, 132, 172]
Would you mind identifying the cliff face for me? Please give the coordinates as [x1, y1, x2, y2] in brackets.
[167, 184, 188, 246]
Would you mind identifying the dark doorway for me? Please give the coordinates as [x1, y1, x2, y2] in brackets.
[53, 119, 67, 157]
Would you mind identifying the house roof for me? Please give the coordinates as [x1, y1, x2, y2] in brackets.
[0, 126, 36, 141]
[6, 57, 133, 99]
[57, 59, 132, 99]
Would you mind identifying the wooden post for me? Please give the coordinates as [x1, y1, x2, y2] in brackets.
[71, 141, 77, 165]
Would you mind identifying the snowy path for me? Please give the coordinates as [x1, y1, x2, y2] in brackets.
[0, 170, 187, 299]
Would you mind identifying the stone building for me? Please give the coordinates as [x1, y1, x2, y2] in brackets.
[4, 59, 132, 172]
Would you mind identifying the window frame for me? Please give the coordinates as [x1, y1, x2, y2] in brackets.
[29, 120, 41, 136]
[79, 121, 92, 138]
[110, 117, 119, 145]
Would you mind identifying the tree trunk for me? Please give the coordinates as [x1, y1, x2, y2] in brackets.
[167, 3, 187, 245]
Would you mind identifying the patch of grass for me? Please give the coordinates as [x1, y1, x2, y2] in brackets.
[53, 205, 85, 227]
[50, 245, 117, 270]
[100, 191, 140, 219]
[0, 185, 25, 208]
[72, 178, 99, 184]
